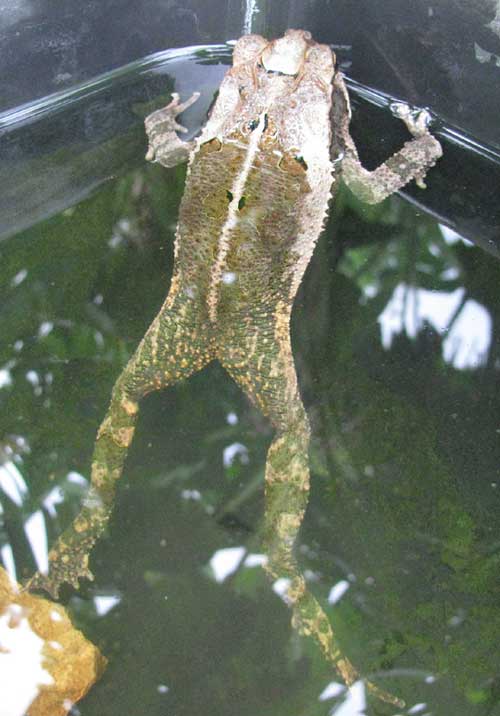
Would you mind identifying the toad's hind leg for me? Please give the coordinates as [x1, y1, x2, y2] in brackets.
[218, 307, 403, 708]
[28, 297, 213, 598]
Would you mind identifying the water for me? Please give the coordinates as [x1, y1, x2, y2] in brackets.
[1, 55, 500, 716]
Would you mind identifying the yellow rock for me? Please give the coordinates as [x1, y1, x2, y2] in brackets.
[0, 566, 106, 715]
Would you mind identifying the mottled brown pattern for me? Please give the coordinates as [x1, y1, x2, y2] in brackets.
[27, 30, 442, 707]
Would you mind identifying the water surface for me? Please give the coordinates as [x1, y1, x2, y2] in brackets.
[1, 75, 499, 716]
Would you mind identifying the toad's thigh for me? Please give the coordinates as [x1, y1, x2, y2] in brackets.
[216, 316, 307, 433]
[124, 294, 215, 396]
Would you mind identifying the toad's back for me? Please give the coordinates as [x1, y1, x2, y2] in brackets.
[171, 34, 335, 327]
[174, 125, 312, 325]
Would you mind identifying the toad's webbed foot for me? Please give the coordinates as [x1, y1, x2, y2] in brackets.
[26, 539, 96, 599]
[26, 498, 113, 597]
[287, 580, 404, 706]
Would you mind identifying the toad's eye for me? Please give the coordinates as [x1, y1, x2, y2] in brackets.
[248, 119, 259, 131]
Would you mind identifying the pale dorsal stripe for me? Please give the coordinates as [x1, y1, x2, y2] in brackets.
[206, 108, 268, 324]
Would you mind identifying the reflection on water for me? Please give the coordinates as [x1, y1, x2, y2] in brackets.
[379, 282, 492, 370]
[376, 222, 493, 372]
[0, 437, 90, 583]
[0, 164, 499, 714]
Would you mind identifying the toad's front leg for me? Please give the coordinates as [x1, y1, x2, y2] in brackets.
[28, 293, 214, 598]
[336, 74, 442, 204]
[145, 92, 200, 168]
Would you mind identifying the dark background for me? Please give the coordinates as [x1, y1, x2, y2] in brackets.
[2, 0, 500, 150]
